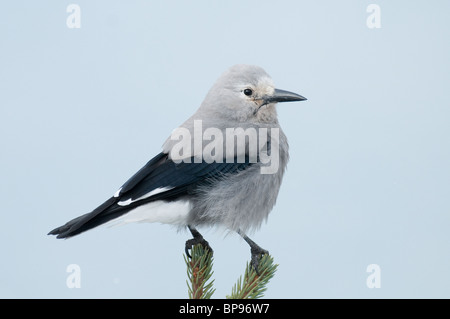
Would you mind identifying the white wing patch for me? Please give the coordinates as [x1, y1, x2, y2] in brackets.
[113, 187, 122, 198]
[117, 187, 173, 206]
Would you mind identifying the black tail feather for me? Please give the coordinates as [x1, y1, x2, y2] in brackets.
[48, 196, 119, 239]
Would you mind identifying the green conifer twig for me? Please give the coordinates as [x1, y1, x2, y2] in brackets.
[184, 244, 278, 299]
[183, 244, 215, 299]
[227, 254, 278, 299]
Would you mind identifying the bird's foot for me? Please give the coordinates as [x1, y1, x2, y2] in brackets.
[237, 229, 270, 275]
[250, 245, 269, 275]
[185, 235, 213, 258]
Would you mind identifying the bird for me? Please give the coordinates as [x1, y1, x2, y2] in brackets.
[48, 64, 307, 271]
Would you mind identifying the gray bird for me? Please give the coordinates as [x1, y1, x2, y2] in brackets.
[48, 64, 307, 271]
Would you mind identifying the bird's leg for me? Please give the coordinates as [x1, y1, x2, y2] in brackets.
[185, 225, 213, 258]
[237, 229, 269, 274]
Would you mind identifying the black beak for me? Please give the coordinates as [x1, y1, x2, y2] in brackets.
[263, 88, 307, 105]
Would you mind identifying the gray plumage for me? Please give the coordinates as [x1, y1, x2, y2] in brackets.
[163, 65, 290, 233]
[49, 64, 306, 269]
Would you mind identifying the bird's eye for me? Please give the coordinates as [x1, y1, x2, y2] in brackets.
[243, 88, 253, 96]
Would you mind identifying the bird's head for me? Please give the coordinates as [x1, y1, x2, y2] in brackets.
[200, 64, 307, 123]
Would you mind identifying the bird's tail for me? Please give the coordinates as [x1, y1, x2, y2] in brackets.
[48, 197, 129, 239]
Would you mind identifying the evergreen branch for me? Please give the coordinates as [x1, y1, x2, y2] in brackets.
[227, 254, 278, 299]
[184, 245, 278, 299]
[184, 244, 215, 299]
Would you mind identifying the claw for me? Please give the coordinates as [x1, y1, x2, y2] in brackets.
[185, 244, 192, 259]
[185, 236, 213, 259]
[250, 246, 269, 275]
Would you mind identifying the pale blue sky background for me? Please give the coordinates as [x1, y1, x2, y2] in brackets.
[1, 1, 449, 298]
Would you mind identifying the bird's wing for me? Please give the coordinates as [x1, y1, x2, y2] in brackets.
[115, 152, 252, 205]
[49, 152, 253, 238]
